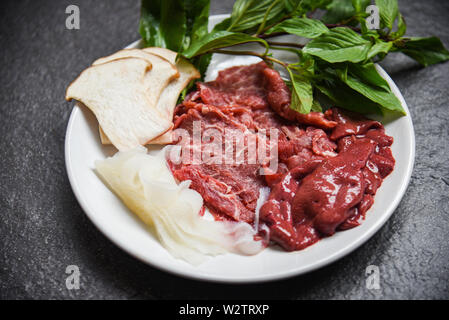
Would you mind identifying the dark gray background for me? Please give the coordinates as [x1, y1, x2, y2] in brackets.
[1, 0, 448, 300]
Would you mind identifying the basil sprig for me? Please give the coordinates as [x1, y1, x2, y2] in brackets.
[139, 0, 449, 116]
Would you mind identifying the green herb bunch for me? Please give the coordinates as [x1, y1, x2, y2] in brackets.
[140, 0, 449, 116]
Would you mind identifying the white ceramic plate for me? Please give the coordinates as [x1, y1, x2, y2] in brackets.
[65, 15, 415, 283]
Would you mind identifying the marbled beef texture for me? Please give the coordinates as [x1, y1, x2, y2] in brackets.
[168, 62, 395, 251]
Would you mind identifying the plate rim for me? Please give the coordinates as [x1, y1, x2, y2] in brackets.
[64, 14, 415, 283]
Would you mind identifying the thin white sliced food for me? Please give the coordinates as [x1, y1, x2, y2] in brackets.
[95, 147, 264, 265]
[147, 131, 174, 144]
[142, 47, 178, 64]
[143, 48, 201, 144]
[93, 48, 153, 70]
[66, 57, 172, 151]
[156, 57, 200, 118]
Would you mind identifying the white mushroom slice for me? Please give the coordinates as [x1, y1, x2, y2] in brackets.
[66, 57, 172, 151]
[100, 48, 200, 145]
[143, 47, 200, 144]
[142, 47, 178, 64]
[92, 49, 179, 103]
[94, 49, 180, 145]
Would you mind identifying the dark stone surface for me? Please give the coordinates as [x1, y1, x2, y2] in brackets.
[0, 0, 448, 300]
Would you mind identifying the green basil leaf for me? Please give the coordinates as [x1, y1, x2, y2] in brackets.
[265, 17, 329, 39]
[161, 0, 187, 51]
[340, 63, 404, 114]
[347, 63, 390, 91]
[183, 1, 212, 76]
[390, 13, 406, 39]
[226, 0, 285, 33]
[290, 78, 314, 114]
[287, 66, 314, 114]
[375, 0, 398, 31]
[311, 98, 323, 112]
[212, 18, 231, 32]
[140, 0, 213, 79]
[182, 0, 210, 51]
[283, 0, 299, 13]
[285, 0, 332, 15]
[360, 19, 380, 38]
[366, 39, 393, 60]
[303, 27, 372, 63]
[316, 76, 382, 115]
[322, 0, 354, 24]
[139, 0, 166, 48]
[322, 0, 369, 24]
[299, 53, 316, 75]
[395, 37, 449, 67]
[351, 0, 366, 13]
[140, 0, 187, 51]
[182, 31, 268, 58]
[334, 63, 348, 82]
